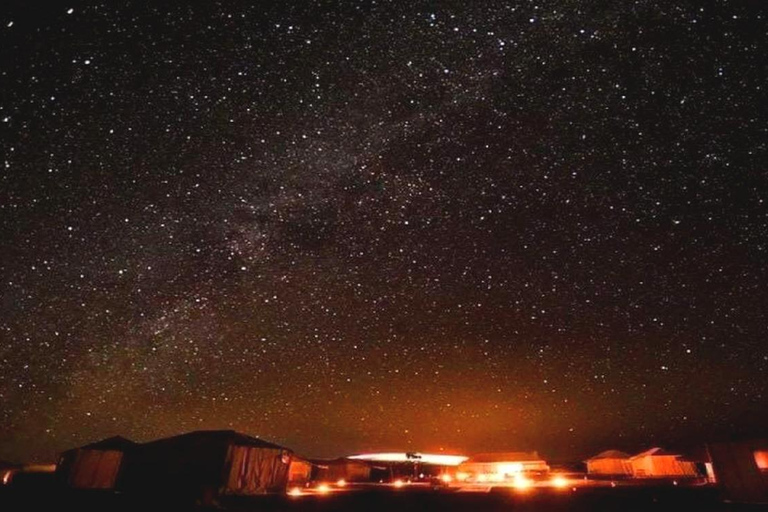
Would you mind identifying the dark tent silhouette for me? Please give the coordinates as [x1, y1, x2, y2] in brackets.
[708, 440, 768, 504]
[119, 430, 293, 502]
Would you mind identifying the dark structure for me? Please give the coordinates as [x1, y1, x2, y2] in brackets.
[119, 430, 293, 503]
[708, 440, 768, 504]
[312, 458, 374, 482]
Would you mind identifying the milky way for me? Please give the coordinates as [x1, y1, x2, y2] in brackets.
[1, 1, 767, 463]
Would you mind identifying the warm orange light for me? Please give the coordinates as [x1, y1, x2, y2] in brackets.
[316, 483, 331, 494]
[393, 479, 406, 488]
[512, 474, 532, 491]
[1, 471, 10, 485]
[551, 475, 568, 489]
[755, 450, 768, 470]
[456, 472, 469, 481]
[336, 479, 347, 487]
[440, 473, 452, 483]
[497, 462, 523, 475]
[288, 487, 303, 497]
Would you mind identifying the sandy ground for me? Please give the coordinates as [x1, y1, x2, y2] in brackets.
[2, 480, 751, 512]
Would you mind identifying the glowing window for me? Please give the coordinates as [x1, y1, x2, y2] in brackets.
[755, 450, 768, 470]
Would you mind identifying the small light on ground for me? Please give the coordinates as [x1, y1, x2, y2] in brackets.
[512, 475, 532, 491]
[551, 475, 569, 489]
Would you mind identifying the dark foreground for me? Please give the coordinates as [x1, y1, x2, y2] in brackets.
[1, 484, 765, 512]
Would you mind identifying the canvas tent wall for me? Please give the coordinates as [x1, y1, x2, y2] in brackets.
[629, 448, 700, 478]
[56, 436, 135, 489]
[707, 440, 768, 504]
[120, 430, 293, 500]
[586, 450, 633, 477]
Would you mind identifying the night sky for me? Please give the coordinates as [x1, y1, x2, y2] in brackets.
[1, 1, 767, 464]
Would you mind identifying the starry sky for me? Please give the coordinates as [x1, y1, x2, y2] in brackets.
[1, 1, 767, 464]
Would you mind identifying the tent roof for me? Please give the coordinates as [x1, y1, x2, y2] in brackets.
[587, 450, 631, 461]
[60, 435, 136, 454]
[80, 436, 136, 451]
[464, 452, 543, 463]
[631, 447, 680, 460]
[143, 430, 289, 451]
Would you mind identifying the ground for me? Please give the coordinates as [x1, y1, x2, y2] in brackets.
[0, 482, 758, 512]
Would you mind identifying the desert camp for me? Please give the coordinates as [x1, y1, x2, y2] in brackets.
[2, 0, 766, 510]
[6, 431, 768, 509]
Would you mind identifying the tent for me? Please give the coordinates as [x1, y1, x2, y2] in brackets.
[56, 436, 135, 489]
[629, 448, 700, 478]
[120, 430, 293, 501]
[457, 452, 549, 481]
[313, 458, 372, 482]
[585, 450, 633, 477]
[707, 440, 768, 504]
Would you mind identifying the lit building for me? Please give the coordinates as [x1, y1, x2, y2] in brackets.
[629, 448, 700, 478]
[455, 452, 549, 482]
[585, 450, 633, 478]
